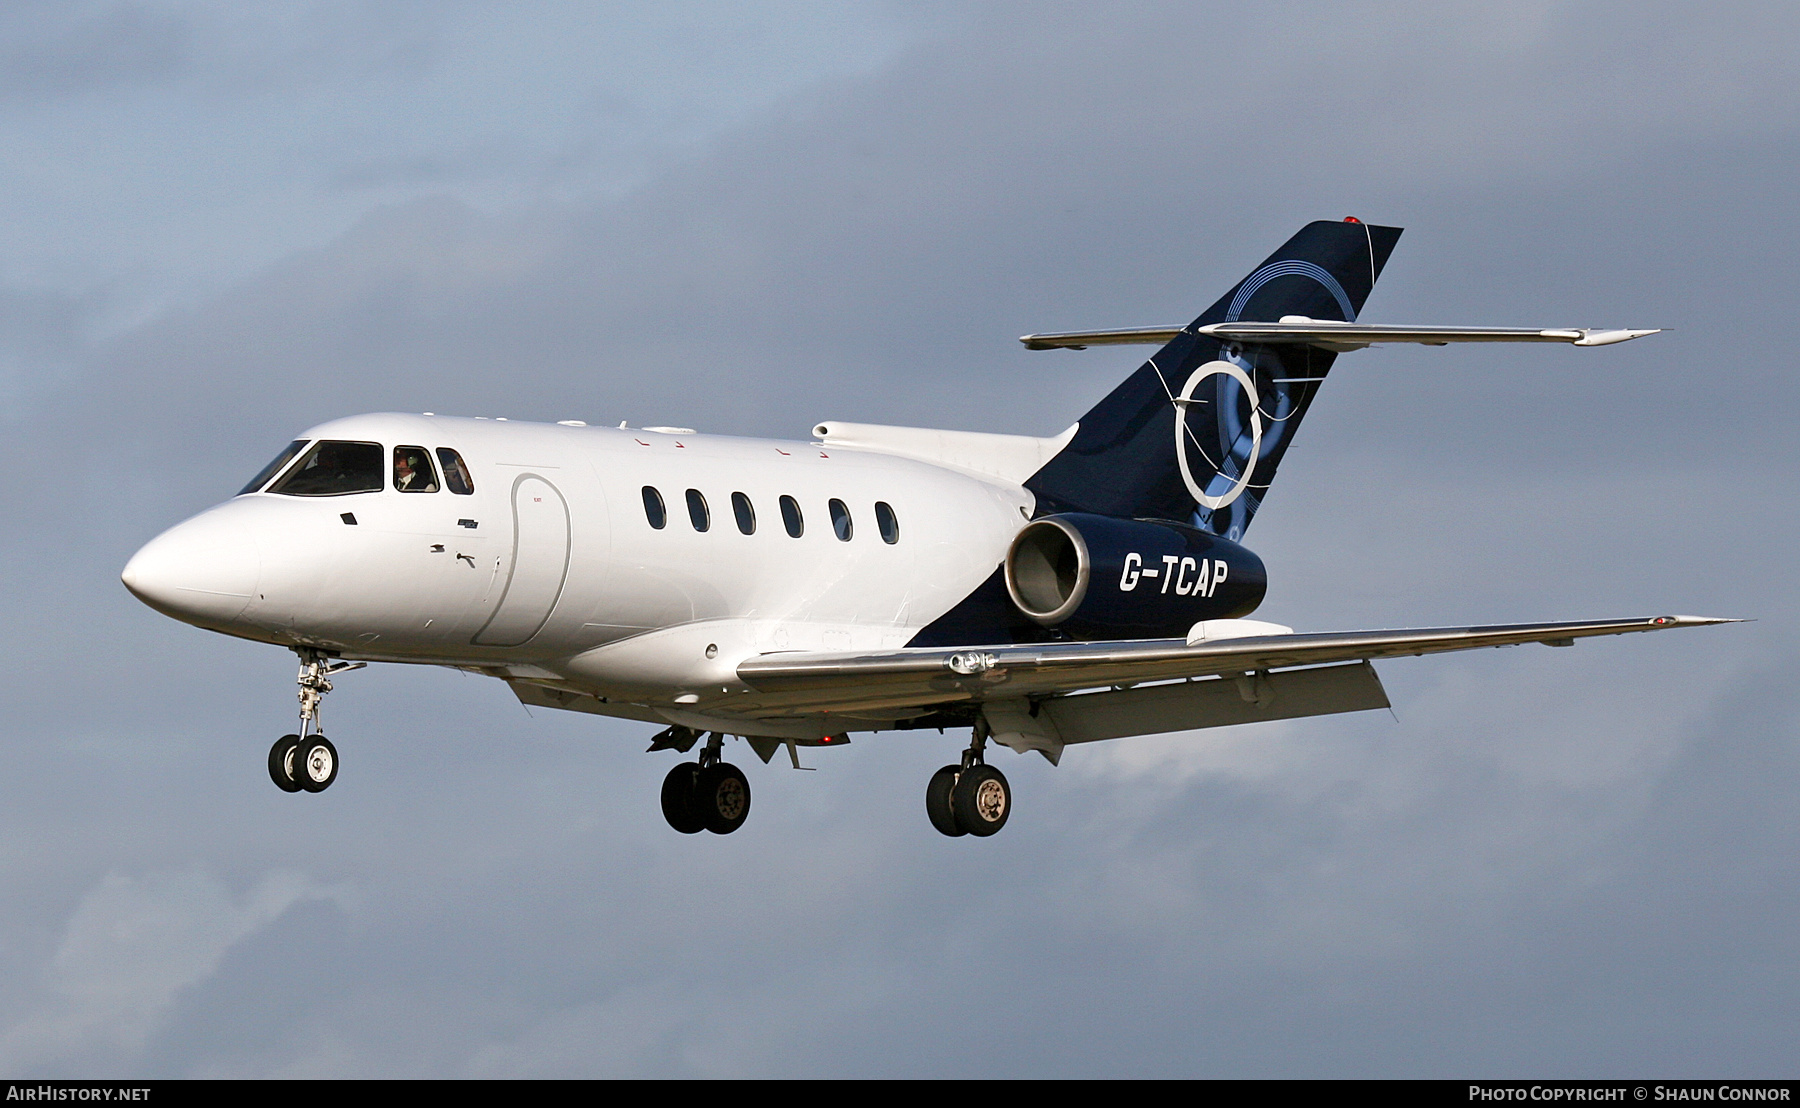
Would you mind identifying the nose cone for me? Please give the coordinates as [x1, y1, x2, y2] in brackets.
[122, 507, 261, 627]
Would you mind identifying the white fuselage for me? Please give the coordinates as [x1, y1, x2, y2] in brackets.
[124, 413, 1036, 727]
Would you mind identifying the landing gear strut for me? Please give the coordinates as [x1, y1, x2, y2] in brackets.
[268, 649, 362, 794]
[926, 719, 1011, 838]
[658, 730, 751, 835]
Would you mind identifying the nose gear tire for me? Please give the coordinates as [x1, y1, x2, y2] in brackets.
[295, 735, 338, 793]
[268, 734, 302, 793]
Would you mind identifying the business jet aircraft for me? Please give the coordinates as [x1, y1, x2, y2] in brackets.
[121, 219, 1729, 838]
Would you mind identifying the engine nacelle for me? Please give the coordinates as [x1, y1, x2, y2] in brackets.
[1004, 513, 1267, 640]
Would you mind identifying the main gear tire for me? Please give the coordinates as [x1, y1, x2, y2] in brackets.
[951, 764, 1010, 837]
[694, 763, 751, 835]
[660, 762, 705, 834]
[926, 765, 965, 837]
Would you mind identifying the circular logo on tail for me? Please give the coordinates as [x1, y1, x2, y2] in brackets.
[1174, 359, 1260, 509]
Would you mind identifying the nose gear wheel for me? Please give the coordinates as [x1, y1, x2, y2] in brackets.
[269, 734, 302, 793]
[270, 649, 361, 794]
[296, 735, 338, 792]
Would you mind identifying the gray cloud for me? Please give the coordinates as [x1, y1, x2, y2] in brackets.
[0, 868, 333, 1073]
[0, 4, 189, 101]
[0, 2, 452, 102]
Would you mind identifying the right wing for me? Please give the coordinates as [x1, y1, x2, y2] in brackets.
[734, 615, 1733, 717]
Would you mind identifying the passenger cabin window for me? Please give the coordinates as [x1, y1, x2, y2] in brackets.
[779, 495, 803, 538]
[875, 501, 900, 544]
[269, 440, 384, 497]
[642, 486, 666, 529]
[436, 448, 475, 495]
[686, 489, 710, 532]
[732, 491, 755, 535]
[239, 439, 308, 495]
[829, 498, 854, 542]
[393, 446, 439, 492]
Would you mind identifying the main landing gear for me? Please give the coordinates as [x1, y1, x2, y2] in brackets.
[659, 731, 751, 835]
[926, 720, 1011, 838]
[268, 649, 363, 794]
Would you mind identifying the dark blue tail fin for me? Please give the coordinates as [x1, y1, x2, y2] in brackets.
[1025, 219, 1402, 540]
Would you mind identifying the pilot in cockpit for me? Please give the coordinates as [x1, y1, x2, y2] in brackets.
[393, 448, 439, 493]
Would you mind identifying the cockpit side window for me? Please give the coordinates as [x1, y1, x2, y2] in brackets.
[436, 448, 474, 495]
[268, 440, 384, 497]
[238, 440, 308, 495]
[394, 446, 439, 493]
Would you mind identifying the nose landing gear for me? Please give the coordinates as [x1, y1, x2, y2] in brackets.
[926, 720, 1011, 838]
[658, 731, 751, 835]
[268, 649, 361, 794]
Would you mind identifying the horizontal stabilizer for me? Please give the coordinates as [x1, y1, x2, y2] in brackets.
[1020, 320, 1661, 351]
[1020, 327, 1183, 349]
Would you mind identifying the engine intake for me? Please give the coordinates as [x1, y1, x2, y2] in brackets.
[1004, 513, 1266, 640]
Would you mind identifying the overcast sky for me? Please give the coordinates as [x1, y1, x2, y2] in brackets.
[1, 0, 1796, 1077]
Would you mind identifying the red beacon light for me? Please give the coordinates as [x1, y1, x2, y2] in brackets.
[1343, 216, 1362, 223]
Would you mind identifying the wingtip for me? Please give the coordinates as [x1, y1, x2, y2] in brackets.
[1573, 328, 1662, 346]
[1655, 614, 1745, 627]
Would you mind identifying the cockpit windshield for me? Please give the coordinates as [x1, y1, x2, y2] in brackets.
[268, 440, 384, 497]
[238, 440, 308, 495]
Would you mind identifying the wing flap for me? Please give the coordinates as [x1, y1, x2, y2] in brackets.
[1042, 660, 1391, 744]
